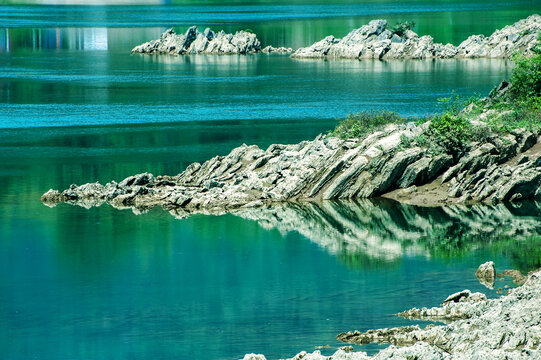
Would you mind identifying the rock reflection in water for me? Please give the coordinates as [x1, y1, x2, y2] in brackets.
[232, 199, 541, 268]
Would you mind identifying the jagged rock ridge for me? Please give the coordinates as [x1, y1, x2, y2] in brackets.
[40, 116, 541, 217]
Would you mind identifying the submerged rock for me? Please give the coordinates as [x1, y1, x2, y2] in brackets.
[500, 269, 528, 286]
[292, 15, 541, 59]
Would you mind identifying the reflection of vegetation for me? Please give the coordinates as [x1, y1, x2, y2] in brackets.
[234, 199, 541, 271]
[490, 237, 541, 273]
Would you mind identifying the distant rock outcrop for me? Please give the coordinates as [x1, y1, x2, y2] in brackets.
[131, 26, 293, 55]
[291, 15, 541, 59]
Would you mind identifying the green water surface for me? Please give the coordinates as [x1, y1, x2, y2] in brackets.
[1, 1, 541, 359]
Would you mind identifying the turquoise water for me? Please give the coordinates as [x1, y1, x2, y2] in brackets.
[2, 1, 541, 359]
[0, 54, 514, 128]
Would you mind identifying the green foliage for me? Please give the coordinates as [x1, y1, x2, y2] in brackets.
[507, 33, 541, 101]
[509, 55, 541, 100]
[390, 21, 415, 37]
[243, 28, 254, 33]
[484, 106, 541, 134]
[331, 111, 405, 140]
[436, 91, 482, 115]
[399, 115, 475, 157]
[426, 114, 472, 158]
[483, 34, 541, 133]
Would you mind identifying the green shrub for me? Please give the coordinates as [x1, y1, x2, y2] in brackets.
[437, 91, 482, 116]
[426, 114, 472, 158]
[390, 21, 415, 37]
[331, 111, 405, 140]
[509, 55, 541, 100]
[509, 33, 541, 100]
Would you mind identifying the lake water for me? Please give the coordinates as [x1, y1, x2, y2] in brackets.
[2, 1, 541, 359]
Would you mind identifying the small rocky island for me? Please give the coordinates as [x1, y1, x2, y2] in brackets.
[292, 15, 541, 59]
[131, 26, 293, 55]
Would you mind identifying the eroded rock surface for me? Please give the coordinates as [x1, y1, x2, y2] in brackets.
[396, 289, 488, 321]
[40, 117, 541, 217]
[292, 15, 541, 59]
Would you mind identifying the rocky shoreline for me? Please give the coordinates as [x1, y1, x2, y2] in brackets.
[131, 15, 541, 58]
[251, 267, 540, 360]
[292, 15, 541, 59]
[40, 106, 541, 215]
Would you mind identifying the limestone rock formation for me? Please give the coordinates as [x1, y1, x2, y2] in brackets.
[131, 26, 264, 55]
[292, 15, 541, 59]
[40, 116, 541, 217]
[240, 354, 266, 360]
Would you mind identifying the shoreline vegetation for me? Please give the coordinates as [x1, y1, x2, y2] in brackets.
[42, 17, 541, 360]
[131, 15, 541, 59]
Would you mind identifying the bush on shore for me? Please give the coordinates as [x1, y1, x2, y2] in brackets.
[425, 114, 472, 158]
[509, 33, 541, 101]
